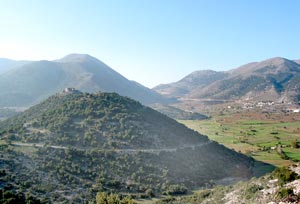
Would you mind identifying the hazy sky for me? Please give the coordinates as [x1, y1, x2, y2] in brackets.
[1, 0, 300, 87]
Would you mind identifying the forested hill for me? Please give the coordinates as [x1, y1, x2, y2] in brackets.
[0, 92, 273, 203]
[0, 91, 207, 149]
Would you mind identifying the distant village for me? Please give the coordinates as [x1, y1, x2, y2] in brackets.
[240, 100, 300, 113]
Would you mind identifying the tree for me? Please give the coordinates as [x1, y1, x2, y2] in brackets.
[96, 192, 108, 204]
[145, 189, 155, 197]
[96, 192, 136, 204]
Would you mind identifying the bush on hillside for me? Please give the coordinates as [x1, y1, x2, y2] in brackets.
[272, 167, 299, 185]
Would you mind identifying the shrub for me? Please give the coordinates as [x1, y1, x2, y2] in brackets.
[277, 187, 294, 199]
[291, 140, 300, 148]
[245, 184, 263, 199]
[96, 192, 136, 204]
[145, 189, 155, 198]
[163, 184, 188, 195]
[272, 167, 299, 185]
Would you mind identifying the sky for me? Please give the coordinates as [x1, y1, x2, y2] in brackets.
[1, 0, 300, 88]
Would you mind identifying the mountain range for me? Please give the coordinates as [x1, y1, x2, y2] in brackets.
[0, 54, 169, 107]
[154, 57, 300, 104]
[1, 54, 300, 109]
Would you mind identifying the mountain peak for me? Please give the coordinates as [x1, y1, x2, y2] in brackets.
[57, 53, 99, 63]
[179, 69, 222, 83]
[229, 57, 299, 76]
[261, 57, 290, 65]
[188, 69, 218, 76]
[189, 69, 215, 74]
[0, 53, 168, 107]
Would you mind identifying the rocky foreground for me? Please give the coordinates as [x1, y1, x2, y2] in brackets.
[156, 164, 300, 204]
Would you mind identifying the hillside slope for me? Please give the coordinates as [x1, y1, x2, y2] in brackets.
[156, 164, 300, 204]
[154, 70, 228, 98]
[150, 103, 208, 120]
[294, 59, 300, 65]
[0, 54, 168, 107]
[154, 57, 300, 103]
[0, 92, 272, 203]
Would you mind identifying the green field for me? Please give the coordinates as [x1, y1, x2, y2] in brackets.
[179, 111, 300, 167]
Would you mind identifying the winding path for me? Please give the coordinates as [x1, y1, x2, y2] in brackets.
[11, 140, 213, 154]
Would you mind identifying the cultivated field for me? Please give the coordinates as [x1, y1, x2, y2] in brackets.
[180, 110, 300, 167]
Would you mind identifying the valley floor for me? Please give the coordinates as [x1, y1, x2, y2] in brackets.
[179, 109, 300, 167]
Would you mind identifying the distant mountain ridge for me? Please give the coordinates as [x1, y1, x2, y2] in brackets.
[0, 54, 169, 107]
[0, 58, 29, 74]
[154, 57, 300, 103]
[154, 70, 228, 98]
